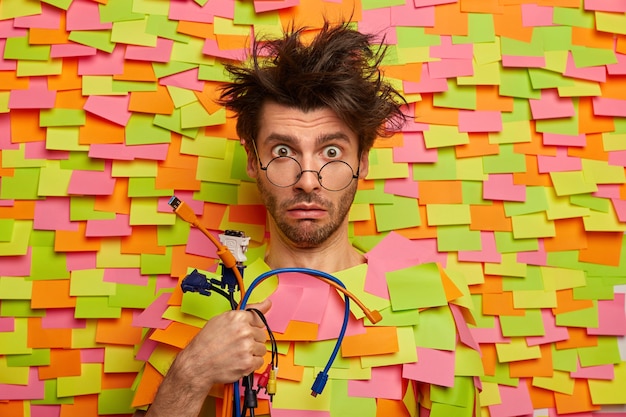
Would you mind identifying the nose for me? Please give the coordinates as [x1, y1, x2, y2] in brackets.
[294, 158, 321, 192]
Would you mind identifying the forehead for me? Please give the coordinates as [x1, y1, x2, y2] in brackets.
[257, 102, 358, 148]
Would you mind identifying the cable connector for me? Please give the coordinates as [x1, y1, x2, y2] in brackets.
[257, 364, 271, 391]
[310, 371, 328, 397]
[267, 367, 277, 399]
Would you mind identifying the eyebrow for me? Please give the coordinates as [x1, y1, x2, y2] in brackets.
[263, 132, 352, 147]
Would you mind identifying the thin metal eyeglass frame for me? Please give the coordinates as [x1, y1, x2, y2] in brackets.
[250, 139, 360, 191]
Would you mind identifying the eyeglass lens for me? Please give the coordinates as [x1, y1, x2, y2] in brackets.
[264, 157, 356, 191]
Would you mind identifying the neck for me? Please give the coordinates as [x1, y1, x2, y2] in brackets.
[264, 224, 365, 274]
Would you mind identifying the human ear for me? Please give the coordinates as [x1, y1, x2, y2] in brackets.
[244, 140, 259, 179]
[358, 151, 369, 179]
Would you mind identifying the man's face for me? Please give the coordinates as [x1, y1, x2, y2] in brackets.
[246, 102, 369, 248]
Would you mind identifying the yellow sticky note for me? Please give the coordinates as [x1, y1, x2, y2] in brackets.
[495, 338, 541, 362]
[489, 120, 532, 145]
[588, 361, 626, 404]
[361, 326, 418, 368]
[129, 198, 176, 226]
[38, 162, 73, 197]
[111, 18, 157, 47]
[82, 76, 127, 96]
[96, 239, 141, 268]
[70, 269, 116, 296]
[0, 221, 31, 257]
[272, 367, 331, 411]
[478, 381, 502, 407]
[0, 356, 29, 384]
[334, 263, 390, 320]
[181, 102, 226, 129]
[511, 212, 556, 239]
[426, 204, 471, 226]
[484, 253, 527, 278]
[582, 205, 626, 232]
[550, 171, 598, 196]
[582, 159, 626, 184]
[532, 370, 575, 395]
[545, 187, 591, 220]
[104, 346, 144, 373]
[57, 363, 103, 397]
[112, 160, 158, 177]
[181, 135, 228, 158]
[512, 290, 557, 309]
[595, 11, 626, 35]
[540, 266, 586, 291]
[367, 148, 410, 179]
[423, 125, 470, 148]
[46, 127, 89, 152]
[557, 79, 602, 97]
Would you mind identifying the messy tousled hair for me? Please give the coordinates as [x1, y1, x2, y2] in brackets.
[217, 21, 407, 154]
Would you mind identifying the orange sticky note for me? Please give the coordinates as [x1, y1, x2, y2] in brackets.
[273, 320, 318, 342]
[544, 218, 587, 252]
[0, 200, 36, 220]
[102, 372, 137, 389]
[418, 180, 463, 204]
[194, 82, 224, 115]
[476, 85, 515, 112]
[171, 245, 217, 279]
[456, 133, 501, 159]
[39, 348, 82, 379]
[48, 58, 82, 91]
[129, 85, 175, 115]
[121, 226, 166, 255]
[150, 321, 200, 349]
[414, 94, 459, 126]
[31, 280, 76, 309]
[513, 155, 552, 187]
[96, 309, 143, 346]
[552, 289, 594, 316]
[425, 2, 468, 36]
[555, 327, 597, 350]
[470, 202, 513, 232]
[578, 231, 623, 266]
[554, 379, 601, 414]
[578, 98, 614, 135]
[176, 21, 216, 39]
[10, 110, 46, 143]
[509, 344, 553, 378]
[228, 204, 266, 226]
[55, 89, 88, 109]
[55, 222, 102, 252]
[567, 133, 609, 162]
[94, 177, 131, 215]
[27, 317, 72, 349]
[0, 401, 26, 417]
[113, 60, 157, 82]
[482, 292, 525, 316]
[274, 343, 304, 382]
[376, 398, 411, 417]
[341, 326, 399, 357]
[29, 12, 70, 45]
[493, 4, 533, 42]
[131, 362, 164, 408]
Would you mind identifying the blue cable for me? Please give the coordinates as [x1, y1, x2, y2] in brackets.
[238, 267, 351, 402]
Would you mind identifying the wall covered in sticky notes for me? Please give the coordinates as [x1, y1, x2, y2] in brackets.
[1, 0, 626, 416]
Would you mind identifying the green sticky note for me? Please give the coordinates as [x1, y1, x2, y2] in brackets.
[68, 30, 115, 52]
[386, 263, 447, 311]
[499, 68, 541, 99]
[396, 26, 441, 48]
[557, 79, 602, 97]
[128, 177, 172, 197]
[453, 13, 495, 44]
[112, 159, 158, 177]
[104, 346, 144, 373]
[484, 252, 528, 277]
[426, 204, 471, 226]
[483, 144, 527, 174]
[501, 98, 533, 123]
[555, 302, 598, 328]
[413, 305, 456, 350]
[194, 182, 239, 205]
[571, 45, 617, 68]
[158, 219, 191, 246]
[534, 26, 572, 51]
[180, 134, 227, 158]
[109, 280, 159, 309]
[181, 102, 226, 129]
[569, 193, 609, 213]
[112, 18, 157, 46]
[99, 0, 144, 22]
[197, 154, 240, 185]
[541, 265, 586, 291]
[431, 375, 476, 408]
[129, 198, 176, 226]
[4, 36, 50, 60]
[6, 348, 50, 367]
[545, 187, 591, 220]
[31, 379, 73, 405]
[74, 296, 122, 319]
[0, 167, 41, 200]
[373, 196, 421, 232]
[371, 306, 420, 327]
[296, 339, 351, 369]
[57, 363, 103, 397]
[437, 225, 482, 252]
[70, 269, 115, 296]
[573, 277, 616, 300]
[528, 68, 574, 90]
[40, 108, 86, 127]
[140, 247, 173, 275]
[154, 108, 199, 138]
[596, 11, 626, 35]
[145, 14, 190, 42]
[60, 152, 105, 171]
[70, 196, 116, 221]
[553, 6, 595, 28]
[42, 0, 73, 9]
[499, 309, 545, 337]
[488, 121, 532, 145]
[171, 37, 216, 66]
[504, 186, 548, 216]
[501, 35, 543, 57]
[578, 336, 622, 367]
[0, 218, 15, 242]
[0, 357, 29, 384]
[198, 63, 231, 82]
[46, 127, 89, 151]
[180, 289, 231, 321]
[552, 345, 578, 372]
[480, 360, 518, 386]
[367, 148, 410, 179]
[152, 61, 197, 79]
[473, 39, 501, 66]
[330, 379, 376, 417]
[503, 266, 544, 291]
[30, 246, 69, 280]
[98, 388, 137, 414]
[457, 61, 500, 86]
[112, 79, 158, 93]
[413, 148, 458, 181]
[272, 368, 331, 411]
[434, 82, 476, 111]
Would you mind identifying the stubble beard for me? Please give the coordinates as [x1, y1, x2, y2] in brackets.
[257, 179, 357, 248]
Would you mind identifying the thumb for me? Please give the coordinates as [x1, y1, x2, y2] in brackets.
[246, 298, 272, 315]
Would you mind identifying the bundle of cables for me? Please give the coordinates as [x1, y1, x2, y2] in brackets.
[168, 196, 382, 417]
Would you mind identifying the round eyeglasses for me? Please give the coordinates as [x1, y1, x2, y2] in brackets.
[258, 155, 360, 191]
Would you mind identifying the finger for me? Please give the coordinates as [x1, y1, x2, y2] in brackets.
[247, 298, 272, 315]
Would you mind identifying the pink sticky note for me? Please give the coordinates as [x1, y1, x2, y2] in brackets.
[253, 0, 299, 13]
[51, 43, 98, 58]
[571, 358, 614, 380]
[0, 368, 45, 400]
[502, 55, 546, 68]
[0, 20, 27, 37]
[168, 0, 234, 23]
[384, 177, 419, 199]
[392, 132, 437, 163]
[0, 317, 14, 332]
[86, 214, 132, 237]
[360, 8, 397, 45]
[203, 38, 248, 61]
[529, 89, 575, 120]
[78, 45, 125, 75]
[66, 252, 98, 271]
[349, 365, 404, 399]
[564, 52, 606, 82]
[470, 316, 510, 344]
[31, 405, 60, 417]
[592, 97, 626, 117]
[125, 37, 174, 63]
[390, 4, 434, 27]
[526, 308, 569, 346]
[34, 198, 79, 231]
[414, 0, 457, 6]
[25, 141, 69, 160]
[68, 162, 116, 196]
[84, 95, 132, 126]
[458, 110, 503, 133]
[158, 192, 203, 215]
[488, 381, 534, 417]
[593, 184, 621, 199]
[450, 303, 480, 351]
[135, 335, 159, 361]
[81, 348, 105, 363]
[517, 240, 548, 266]
[428, 58, 473, 78]
[399, 104, 430, 132]
[608, 151, 626, 167]
[265, 284, 304, 333]
[587, 293, 626, 336]
[431, 36, 473, 59]
[584, 0, 626, 12]
[403, 348, 455, 387]
[133, 292, 174, 330]
[317, 290, 365, 340]
[280, 273, 331, 325]
[458, 231, 502, 263]
[521, 4, 554, 27]
[607, 53, 626, 75]
[483, 174, 526, 202]
[160, 68, 205, 92]
[0, 114, 18, 149]
[9, 78, 56, 109]
[42, 308, 87, 329]
[403, 64, 448, 94]
[186, 227, 219, 258]
[104, 268, 149, 286]
[611, 198, 626, 222]
[542, 132, 586, 147]
[0, 248, 32, 276]
[88, 143, 169, 161]
[537, 148, 582, 173]
[14, 3, 62, 29]
[66, 0, 112, 31]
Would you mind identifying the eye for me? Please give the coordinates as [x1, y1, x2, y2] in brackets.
[322, 146, 342, 159]
[272, 145, 293, 158]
